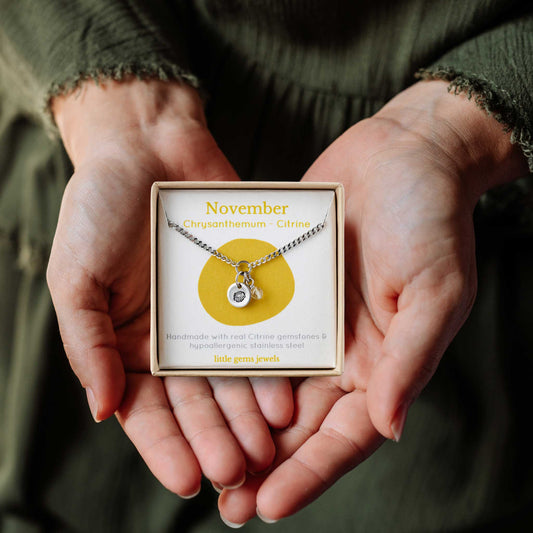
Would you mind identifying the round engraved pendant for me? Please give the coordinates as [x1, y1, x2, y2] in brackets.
[227, 282, 251, 308]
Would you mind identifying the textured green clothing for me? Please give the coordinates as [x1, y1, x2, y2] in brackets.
[1, 1, 533, 532]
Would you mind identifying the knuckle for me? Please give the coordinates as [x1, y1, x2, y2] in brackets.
[226, 409, 263, 426]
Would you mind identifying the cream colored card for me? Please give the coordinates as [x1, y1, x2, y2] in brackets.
[156, 186, 338, 370]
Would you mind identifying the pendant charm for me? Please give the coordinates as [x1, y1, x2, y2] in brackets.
[251, 286, 263, 300]
[228, 282, 251, 308]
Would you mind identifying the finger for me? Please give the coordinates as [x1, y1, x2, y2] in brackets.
[249, 377, 294, 428]
[208, 377, 275, 474]
[274, 377, 345, 454]
[218, 377, 344, 524]
[47, 260, 125, 421]
[256, 391, 383, 521]
[218, 476, 264, 527]
[367, 267, 476, 441]
[115, 373, 202, 498]
[164, 377, 247, 488]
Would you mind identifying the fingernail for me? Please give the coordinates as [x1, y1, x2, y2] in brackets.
[391, 402, 409, 442]
[181, 486, 201, 499]
[212, 481, 223, 494]
[219, 513, 246, 529]
[256, 507, 278, 524]
[221, 473, 246, 490]
[86, 388, 101, 423]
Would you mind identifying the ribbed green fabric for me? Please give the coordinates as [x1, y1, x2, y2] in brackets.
[1, 1, 532, 531]
[419, 11, 533, 172]
[0, 0, 199, 127]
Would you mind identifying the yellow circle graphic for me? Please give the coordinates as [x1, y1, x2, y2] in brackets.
[198, 239, 295, 326]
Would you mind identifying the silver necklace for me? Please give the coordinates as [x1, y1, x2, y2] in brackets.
[165, 217, 325, 308]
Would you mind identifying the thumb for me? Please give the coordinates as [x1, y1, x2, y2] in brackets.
[157, 125, 242, 184]
[366, 271, 476, 441]
[47, 258, 125, 422]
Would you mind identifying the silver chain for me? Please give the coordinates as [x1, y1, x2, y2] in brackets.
[166, 219, 325, 272]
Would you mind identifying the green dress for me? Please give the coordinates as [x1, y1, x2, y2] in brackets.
[1, 1, 532, 531]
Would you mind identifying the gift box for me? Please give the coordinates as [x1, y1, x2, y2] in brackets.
[151, 181, 344, 376]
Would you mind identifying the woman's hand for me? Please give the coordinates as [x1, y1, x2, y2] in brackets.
[218, 80, 528, 524]
[47, 78, 293, 498]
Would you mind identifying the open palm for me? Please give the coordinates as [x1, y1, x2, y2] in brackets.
[47, 80, 293, 498]
[218, 80, 525, 524]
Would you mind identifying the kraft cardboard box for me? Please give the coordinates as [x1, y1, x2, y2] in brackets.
[151, 181, 344, 376]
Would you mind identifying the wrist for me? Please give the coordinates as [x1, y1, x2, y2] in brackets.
[52, 77, 206, 167]
[376, 80, 528, 206]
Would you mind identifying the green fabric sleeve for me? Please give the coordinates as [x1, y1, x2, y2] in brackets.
[416, 11, 533, 173]
[0, 0, 199, 127]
